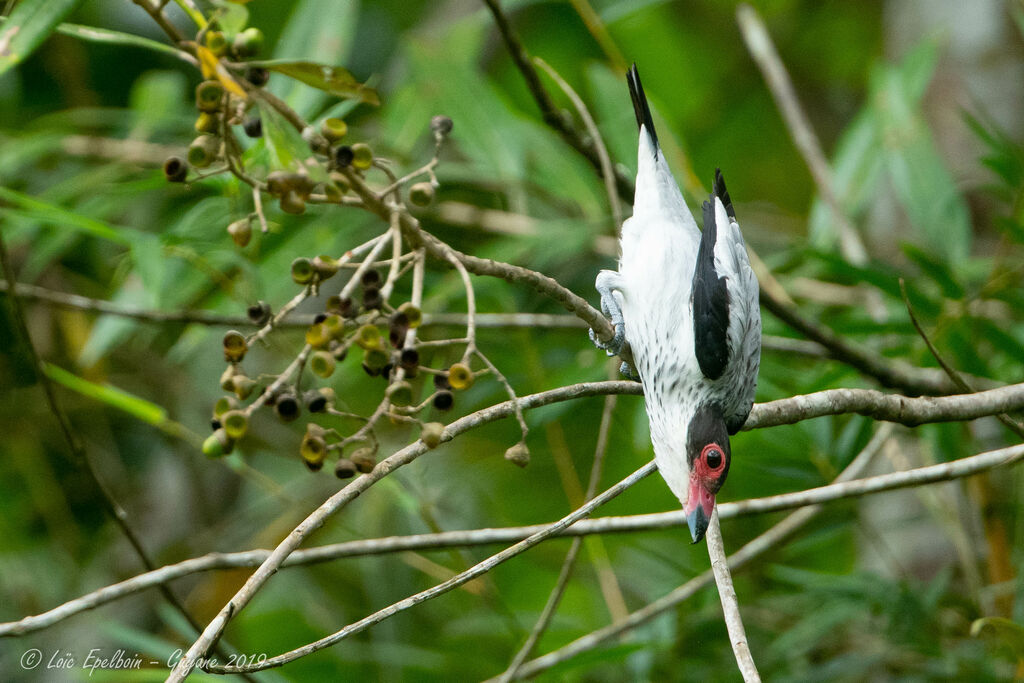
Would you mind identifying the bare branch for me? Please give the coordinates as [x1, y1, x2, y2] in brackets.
[514, 425, 895, 678]
[706, 510, 760, 682]
[208, 462, 659, 674]
[500, 392, 618, 681]
[743, 383, 1024, 430]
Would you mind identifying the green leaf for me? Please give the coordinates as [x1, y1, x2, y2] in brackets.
[44, 363, 200, 445]
[209, 0, 248, 37]
[0, 185, 137, 245]
[971, 617, 1024, 659]
[44, 363, 166, 425]
[271, 0, 361, 117]
[250, 59, 378, 106]
[0, 0, 84, 77]
[53, 21, 193, 63]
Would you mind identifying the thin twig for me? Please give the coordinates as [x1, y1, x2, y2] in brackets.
[339, 167, 617, 343]
[513, 425, 894, 678]
[499, 392, 618, 681]
[736, 3, 867, 265]
[533, 56, 622, 230]
[0, 231, 254, 680]
[899, 279, 1024, 438]
[164, 380, 640, 681]
[480, 0, 634, 202]
[207, 462, 659, 674]
[706, 509, 760, 682]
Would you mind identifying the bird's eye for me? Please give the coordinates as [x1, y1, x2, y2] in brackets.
[705, 448, 722, 469]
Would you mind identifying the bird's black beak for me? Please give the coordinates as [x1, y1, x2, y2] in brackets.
[686, 504, 711, 544]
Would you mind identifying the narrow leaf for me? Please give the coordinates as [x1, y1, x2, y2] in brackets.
[0, 0, 84, 77]
[249, 59, 379, 105]
[44, 363, 167, 426]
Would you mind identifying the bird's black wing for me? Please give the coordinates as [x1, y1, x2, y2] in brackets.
[692, 175, 732, 381]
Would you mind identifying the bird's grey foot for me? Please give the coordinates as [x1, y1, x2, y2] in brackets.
[591, 270, 626, 356]
[619, 360, 640, 381]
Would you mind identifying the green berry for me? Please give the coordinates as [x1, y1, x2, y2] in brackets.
[203, 428, 234, 457]
[232, 27, 264, 58]
[320, 117, 348, 143]
[386, 380, 414, 407]
[291, 257, 316, 285]
[350, 143, 373, 170]
[310, 350, 336, 378]
[195, 80, 225, 113]
[187, 135, 221, 168]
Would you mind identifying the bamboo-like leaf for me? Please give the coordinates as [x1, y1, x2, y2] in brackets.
[0, 0, 84, 77]
[44, 363, 200, 445]
[248, 59, 379, 105]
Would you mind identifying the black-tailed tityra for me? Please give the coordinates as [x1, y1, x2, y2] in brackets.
[591, 64, 761, 543]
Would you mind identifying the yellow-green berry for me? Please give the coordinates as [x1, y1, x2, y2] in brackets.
[310, 350, 336, 378]
[350, 142, 373, 170]
[195, 112, 220, 134]
[291, 257, 316, 285]
[223, 330, 247, 362]
[195, 79, 225, 113]
[221, 410, 248, 440]
[300, 434, 327, 470]
[187, 135, 220, 168]
[386, 380, 414, 407]
[447, 362, 473, 390]
[203, 428, 234, 457]
[363, 347, 389, 370]
[213, 395, 239, 417]
[355, 324, 382, 350]
[232, 27, 264, 58]
[320, 117, 348, 143]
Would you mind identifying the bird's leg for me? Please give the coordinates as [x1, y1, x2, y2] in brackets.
[591, 270, 639, 379]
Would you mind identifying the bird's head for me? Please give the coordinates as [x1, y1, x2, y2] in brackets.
[683, 404, 731, 543]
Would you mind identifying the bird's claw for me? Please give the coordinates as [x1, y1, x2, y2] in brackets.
[589, 322, 626, 357]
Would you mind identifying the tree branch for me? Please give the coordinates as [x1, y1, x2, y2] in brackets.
[706, 509, 761, 682]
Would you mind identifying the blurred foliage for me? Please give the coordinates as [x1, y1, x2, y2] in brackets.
[1, 0, 1023, 681]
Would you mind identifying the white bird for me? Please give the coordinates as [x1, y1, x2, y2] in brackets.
[591, 64, 761, 542]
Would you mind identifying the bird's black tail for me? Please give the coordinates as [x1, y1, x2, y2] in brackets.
[627, 63, 658, 152]
[713, 168, 736, 220]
